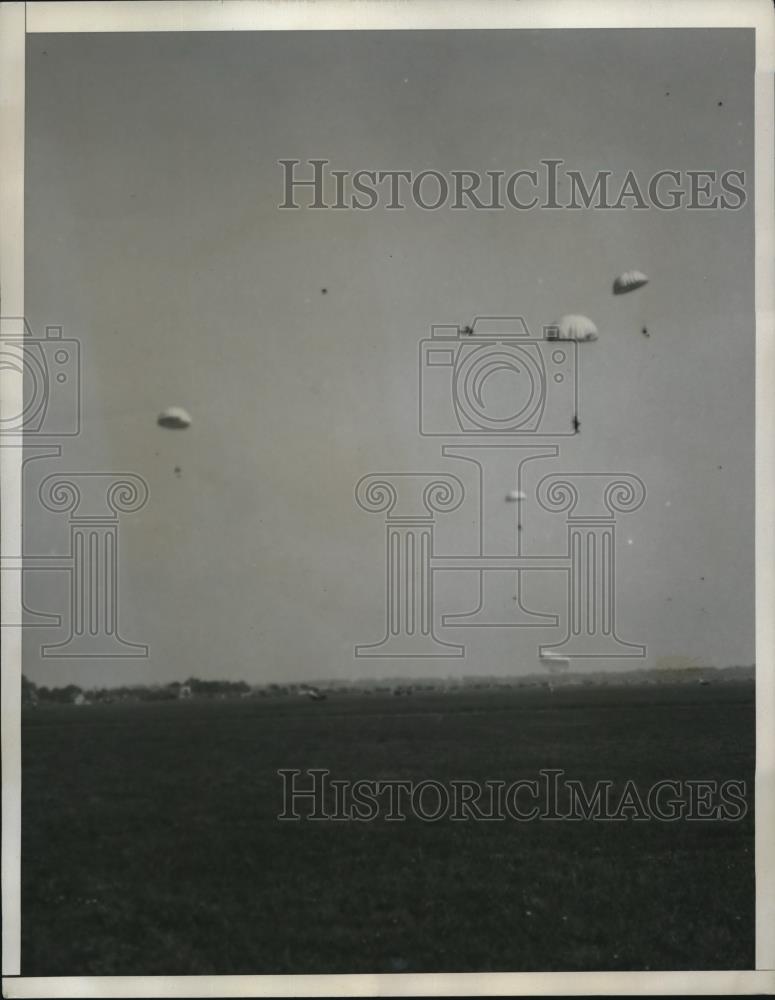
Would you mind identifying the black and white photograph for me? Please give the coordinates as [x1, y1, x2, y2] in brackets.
[1, 1, 773, 996]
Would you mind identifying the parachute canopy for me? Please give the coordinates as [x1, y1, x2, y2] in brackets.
[506, 490, 527, 502]
[549, 315, 598, 342]
[539, 650, 571, 673]
[157, 406, 191, 430]
[613, 270, 649, 295]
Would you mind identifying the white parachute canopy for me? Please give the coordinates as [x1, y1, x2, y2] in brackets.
[551, 314, 598, 342]
[539, 650, 571, 673]
[157, 406, 192, 429]
[613, 270, 649, 295]
[505, 490, 527, 502]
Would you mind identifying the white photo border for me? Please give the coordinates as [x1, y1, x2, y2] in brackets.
[1, 1, 773, 996]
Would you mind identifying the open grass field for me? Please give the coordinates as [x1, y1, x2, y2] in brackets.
[22, 681, 754, 974]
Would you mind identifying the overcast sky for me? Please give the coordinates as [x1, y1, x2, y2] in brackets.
[23, 28, 754, 688]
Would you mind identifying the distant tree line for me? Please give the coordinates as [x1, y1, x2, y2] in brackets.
[22, 676, 251, 706]
[21, 664, 754, 707]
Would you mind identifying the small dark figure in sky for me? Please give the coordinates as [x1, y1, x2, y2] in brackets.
[174, 466, 182, 478]
[641, 326, 650, 337]
[321, 288, 327, 295]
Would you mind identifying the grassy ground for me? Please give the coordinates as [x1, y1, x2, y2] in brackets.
[21, 681, 754, 974]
